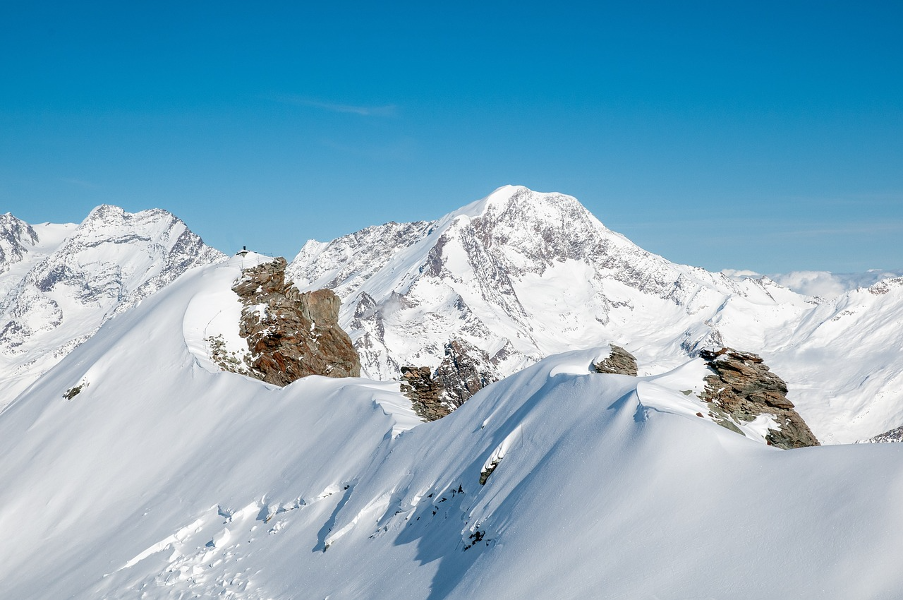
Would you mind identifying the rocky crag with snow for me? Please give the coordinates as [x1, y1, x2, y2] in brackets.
[0, 206, 223, 407]
[699, 348, 819, 449]
[401, 338, 498, 421]
[287, 186, 902, 444]
[231, 257, 360, 385]
[399, 366, 446, 420]
[593, 344, 638, 375]
[433, 339, 498, 408]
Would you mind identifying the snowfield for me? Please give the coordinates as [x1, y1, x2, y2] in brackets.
[0, 255, 899, 599]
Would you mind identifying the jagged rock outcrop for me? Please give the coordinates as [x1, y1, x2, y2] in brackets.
[396, 340, 538, 425]
[400, 339, 499, 421]
[434, 339, 498, 408]
[593, 345, 638, 376]
[699, 348, 819, 449]
[232, 257, 360, 386]
[400, 367, 448, 421]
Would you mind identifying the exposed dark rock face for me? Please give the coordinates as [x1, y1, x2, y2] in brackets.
[232, 257, 360, 386]
[400, 366, 448, 421]
[434, 340, 498, 408]
[593, 345, 638, 376]
[858, 426, 903, 444]
[699, 348, 819, 449]
[401, 339, 499, 421]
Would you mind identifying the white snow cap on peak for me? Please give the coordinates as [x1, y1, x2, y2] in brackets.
[451, 184, 524, 219]
[84, 203, 129, 222]
[450, 184, 587, 222]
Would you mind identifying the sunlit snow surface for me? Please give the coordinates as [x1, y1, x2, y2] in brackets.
[0, 257, 899, 599]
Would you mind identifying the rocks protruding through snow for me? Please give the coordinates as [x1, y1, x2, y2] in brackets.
[401, 339, 499, 421]
[593, 345, 638, 376]
[232, 257, 361, 385]
[400, 366, 447, 421]
[434, 339, 498, 409]
[699, 347, 819, 449]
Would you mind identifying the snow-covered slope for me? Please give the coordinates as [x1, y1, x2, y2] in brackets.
[0, 205, 224, 407]
[0, 255, 899, 599]
[287, 186, 903, 443]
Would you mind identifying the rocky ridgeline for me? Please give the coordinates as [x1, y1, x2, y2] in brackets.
[593, 345, 638, 375]
[699, 348, 819, 449]
[232, 257, 360, 386]
[400, 339, 498, 421]
[857, 426, 903, 444]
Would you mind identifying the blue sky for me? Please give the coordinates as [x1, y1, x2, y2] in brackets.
[1, 1, 900, 273]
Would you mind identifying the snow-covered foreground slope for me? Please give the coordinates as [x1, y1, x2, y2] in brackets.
[288, 185, 903, 443]
[0, 206, 224, 407]
[0, 257, 899, 599]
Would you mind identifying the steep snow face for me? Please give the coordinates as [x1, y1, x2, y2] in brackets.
[287, 186, 902, 443]
[0, 205, 224, 407]
[0, 255, 898, 599]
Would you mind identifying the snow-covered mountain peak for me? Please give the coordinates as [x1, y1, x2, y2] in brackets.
[0, 205, 225, 407]
[451, 184, 531, 217]
[0, 212, 39, 273]
[291, 185, 721, 380]
[287, 186, 902, 443]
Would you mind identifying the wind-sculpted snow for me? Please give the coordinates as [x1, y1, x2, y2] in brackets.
[0, 257, 899, 599]
[0, 205, 224, 407]
[288, 186, 902, 443]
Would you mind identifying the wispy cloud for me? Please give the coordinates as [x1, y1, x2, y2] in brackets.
[269, 94, 397, 117]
